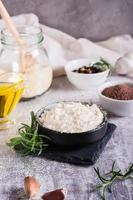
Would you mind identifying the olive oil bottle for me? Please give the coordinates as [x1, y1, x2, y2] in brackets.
[0, 73, 25, 129]
[0, 81, 24, 117]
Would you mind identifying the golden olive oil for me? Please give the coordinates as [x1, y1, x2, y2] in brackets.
[0, 81, 24, 118]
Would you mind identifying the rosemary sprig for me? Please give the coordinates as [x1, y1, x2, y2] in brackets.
[7, 111, 49, 155]
[94, 161, 133, 199]
[91, 58, 112, 72]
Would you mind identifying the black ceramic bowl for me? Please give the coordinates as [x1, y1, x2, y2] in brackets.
[36, 102, 108, 146]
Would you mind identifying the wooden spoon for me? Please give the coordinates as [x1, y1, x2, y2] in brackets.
[0, 0, 37, 72]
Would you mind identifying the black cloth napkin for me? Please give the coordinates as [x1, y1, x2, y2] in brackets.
[41, 123, 116, 166]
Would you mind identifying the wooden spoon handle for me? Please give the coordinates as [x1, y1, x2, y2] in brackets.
[0, 0, 24, 46]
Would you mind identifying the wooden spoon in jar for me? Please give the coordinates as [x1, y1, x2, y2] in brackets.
[0, 0, 37, 72]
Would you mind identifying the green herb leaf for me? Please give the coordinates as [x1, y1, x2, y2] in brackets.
[94, 161, 133, 199]
[7, 111, 49, 155]
[91, 58, 112, 72]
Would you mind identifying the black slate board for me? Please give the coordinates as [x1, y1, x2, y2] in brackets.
[41, 123, 116, 166]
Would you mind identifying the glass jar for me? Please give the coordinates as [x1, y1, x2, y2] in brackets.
[0, 26, 53, 100]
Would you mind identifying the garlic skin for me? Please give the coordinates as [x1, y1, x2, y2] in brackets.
[42, 188, 67, 200]
[115, 53, 133, 77]
[24, 176, 40, 198]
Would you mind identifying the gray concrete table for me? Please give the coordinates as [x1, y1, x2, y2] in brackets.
[0, 76, 133, 200]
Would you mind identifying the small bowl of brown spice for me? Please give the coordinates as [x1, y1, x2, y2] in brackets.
[98, 80, 133, 116]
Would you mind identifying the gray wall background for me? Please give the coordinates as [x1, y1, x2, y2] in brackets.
[3, 0, 133, 41]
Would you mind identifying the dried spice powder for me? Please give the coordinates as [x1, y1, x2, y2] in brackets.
[102, 84, 133, 100]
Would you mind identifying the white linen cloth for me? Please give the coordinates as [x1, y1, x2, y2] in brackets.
[0, 13, 133, 77]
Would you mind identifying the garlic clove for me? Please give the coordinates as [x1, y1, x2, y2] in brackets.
[24, 176, 40, 198]
[42, 188, 67, 200]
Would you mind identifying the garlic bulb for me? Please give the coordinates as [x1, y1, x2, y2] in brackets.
[115, 53, 133, 77]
